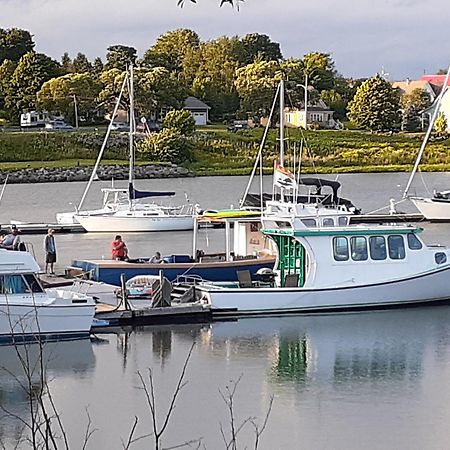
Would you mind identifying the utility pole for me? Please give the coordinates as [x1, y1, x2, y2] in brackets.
[73, 94, 79, 129]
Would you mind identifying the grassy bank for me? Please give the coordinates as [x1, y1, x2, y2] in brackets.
[1, 128, 450, 174]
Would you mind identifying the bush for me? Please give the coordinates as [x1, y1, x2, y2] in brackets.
[163, 110, 196, 136]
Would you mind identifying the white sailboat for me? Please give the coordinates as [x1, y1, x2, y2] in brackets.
[403, 64, 450, 220]
[194, 81, 450, 315]
[0, 249, 95, 341]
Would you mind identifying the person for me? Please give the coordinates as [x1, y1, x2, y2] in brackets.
[0, 225, 21, 250]
[149, 251, 163, 263]
[111, 235, 128, 261]
[43, 228, 57, 274]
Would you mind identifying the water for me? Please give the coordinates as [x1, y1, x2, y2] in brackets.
[2, 173, 450, 448]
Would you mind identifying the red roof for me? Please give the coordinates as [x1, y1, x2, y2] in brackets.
[420, 74, 450, 86]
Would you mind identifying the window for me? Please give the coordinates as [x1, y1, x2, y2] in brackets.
[338, 217, 348, 226]
[333, 237, 349, 261]
[435, 252, 447, 264]
[388, 235, 405, 260]
[0, 275, 31, 294]
[301, 218, 317, 227]
[23, 274, 44, 293]
[407, 233, 423, 250]
[369, 236, 387, 260]
[322, 218, 334, 227]
[351, 237, 368, 261]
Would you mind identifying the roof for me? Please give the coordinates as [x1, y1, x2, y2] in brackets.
[183, 96, 211, 110]
[420, 75, 450, 86]
[392, 80, 433, 96]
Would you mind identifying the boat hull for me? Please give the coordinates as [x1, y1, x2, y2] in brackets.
[410, 197, 450, 221]
[71, 257, 276, 286]
[0, 295, 95, 341]
[75, 214, 195, 232]
[198, 265, 450, 315]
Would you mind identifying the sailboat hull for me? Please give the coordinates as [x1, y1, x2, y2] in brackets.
[410, 197, 450, 221]
[75, 214, 195, 232]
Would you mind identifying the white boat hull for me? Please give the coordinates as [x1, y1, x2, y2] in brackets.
[198, 265, 450, 315]
[0, 292, 95, 340]
[410, 197, 450, 221]
[75, 214, 195, 232]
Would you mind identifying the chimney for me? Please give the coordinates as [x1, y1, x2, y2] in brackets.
[406, 78, 410, 85]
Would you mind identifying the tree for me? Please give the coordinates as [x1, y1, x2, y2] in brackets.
[163, 110, 196, 135]
[106, 45, 137, 70]
[400, 88, 431, 131]
[61, 52, 73, 73]
[0, 59, 16, 113]
[38, 72, 101, 123]
[320, 89, 346, 119]
[93, 57, 104, 73]
[434, 112, 448, 136]
[241, 33, 282, 64]
[347, 74, 400, 131]
[142, 29, 200, 72]
[72, 52, 93, 73]
[5, 52, 61, 119]
[0, 28, 34, 64]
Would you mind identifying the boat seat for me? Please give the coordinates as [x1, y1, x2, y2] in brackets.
[285, 273, 299, 287]
[237, 270, 253, 288]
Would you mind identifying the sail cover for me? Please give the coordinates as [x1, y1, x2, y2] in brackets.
[128, 183, 175, 200]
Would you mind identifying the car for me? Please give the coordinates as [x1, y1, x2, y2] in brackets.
[44, 120, 73, 131]
[110, 122, 129, 131]
[227, 123, 250, 133]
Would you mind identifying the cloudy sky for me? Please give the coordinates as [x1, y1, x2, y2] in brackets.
[1, 0, 448, 80]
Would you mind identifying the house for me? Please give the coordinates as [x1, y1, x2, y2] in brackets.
[284, 100, 336, 129]
[392, 79, 437, 101]
[422, 89, 450, 132]
[183, 96, 210, 126]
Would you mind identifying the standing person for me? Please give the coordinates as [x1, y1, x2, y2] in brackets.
[0, 225, 21, 250]
[44, 229, 57, 274]
[111, 235, 128, 261]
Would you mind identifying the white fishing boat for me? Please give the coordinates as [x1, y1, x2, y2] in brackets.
[403, 64, 450, 220]
[0, 249, 95, 341]
[194, 80, 450, 315]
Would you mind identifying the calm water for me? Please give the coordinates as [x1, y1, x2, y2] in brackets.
[2, 173, 450, 448]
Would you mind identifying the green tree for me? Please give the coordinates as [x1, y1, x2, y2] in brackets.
[61, 52, 73, 73]
[0, 28, 34, 64]
[106, 45, 137, 70]
[241, 33, 282, 64]
[38, 72, 101, 123]
[142, 29, 200, 72]
[72, 52, 92, 73]
[348, 74, 400, 131]
[5, 52, 61, 119]
[163, 110, 196, 135]
[0, 59, 16, 113]
[434, 112, 448, 136]
[320, 89, 346, 119]
[93, 57, 104, 73]
[400, 88, 431, 131]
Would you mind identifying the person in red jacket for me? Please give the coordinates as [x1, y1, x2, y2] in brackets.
[111, 235, 128, 261]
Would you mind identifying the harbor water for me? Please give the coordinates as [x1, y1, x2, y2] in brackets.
[1, 173, 450, 448]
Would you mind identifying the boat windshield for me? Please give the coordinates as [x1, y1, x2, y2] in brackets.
[0, 274, 44, 294]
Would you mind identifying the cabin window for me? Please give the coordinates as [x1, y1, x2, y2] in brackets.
[333, 237, 349, 261]
[435, 252, 447, 264]
[350, 237, 368, 261]
[407, 233, 423, 250]
[23, 274, 44, 293]
[0, 275, 31, 294]
[369, 236, 387, 260]
[388, 235, 405, 260]
[301, 218, 317, 227]
[338, 217, 348, 226]
[322, 218, 334, 227]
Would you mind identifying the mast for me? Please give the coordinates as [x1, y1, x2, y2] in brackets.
[279, 79, 285, 166]
[128, 64, 135, 207]
[403, 64, 450, 198]
[77, 73, 128, 212]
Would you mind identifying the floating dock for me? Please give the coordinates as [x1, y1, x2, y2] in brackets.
[2, 222, 86, 234]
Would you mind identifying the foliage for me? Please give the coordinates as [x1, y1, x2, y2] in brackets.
[348, 75, 401, 131]
[106, 45, 137, 70]
[320, 89, 346, 119]
[163, 110, 196, 135]
[0, 59, 16, 112]
[0, 28, 34, 64]
[400, 88, 431, 131]
[73, 52, 93, 73]
[136, 128, 192, 163]
[434, 113, 448, 136]
[240, 33, 282, 64]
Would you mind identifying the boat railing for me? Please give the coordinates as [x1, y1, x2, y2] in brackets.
[175, 274, 208, 285]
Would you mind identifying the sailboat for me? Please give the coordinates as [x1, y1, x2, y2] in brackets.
[403, 65, 450, 220]
[192, 81, 450, 315]
[69, 66, 195, 232]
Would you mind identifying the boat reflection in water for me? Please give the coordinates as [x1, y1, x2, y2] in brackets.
[0, 338, 95, 448]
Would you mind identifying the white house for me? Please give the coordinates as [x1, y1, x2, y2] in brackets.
[183, 96, 210, 126]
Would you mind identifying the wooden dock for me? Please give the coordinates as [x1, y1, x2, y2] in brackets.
[3, 222, 86, 234]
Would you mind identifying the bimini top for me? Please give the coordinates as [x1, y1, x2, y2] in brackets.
[0, 249, 40, 274]
[128, 183, 176, 200]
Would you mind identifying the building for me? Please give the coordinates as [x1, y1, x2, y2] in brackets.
[284, 100, 336, 129]
[183, 96, 210, 126]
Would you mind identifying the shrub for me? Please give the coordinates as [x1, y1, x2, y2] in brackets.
[163, 110, 196, 136]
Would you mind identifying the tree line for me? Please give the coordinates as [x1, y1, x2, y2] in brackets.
[0, 27, 435, 132]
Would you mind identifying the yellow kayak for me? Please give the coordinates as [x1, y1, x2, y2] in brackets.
[200, 209, 261, 219]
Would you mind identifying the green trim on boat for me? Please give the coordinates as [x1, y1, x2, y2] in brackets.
[262, 227, 423, 237]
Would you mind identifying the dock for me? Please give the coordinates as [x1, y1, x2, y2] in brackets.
[2, 222, 86, 234]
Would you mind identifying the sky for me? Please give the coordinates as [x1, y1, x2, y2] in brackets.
[0, 0, 449, 80]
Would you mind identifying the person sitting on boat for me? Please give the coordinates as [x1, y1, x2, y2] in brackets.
[149, 252, 163, 263]
[111, 235, 129, 261]
[0, 225, 21, 250]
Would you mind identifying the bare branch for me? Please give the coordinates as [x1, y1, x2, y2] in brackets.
[122, 416, 139, 450]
